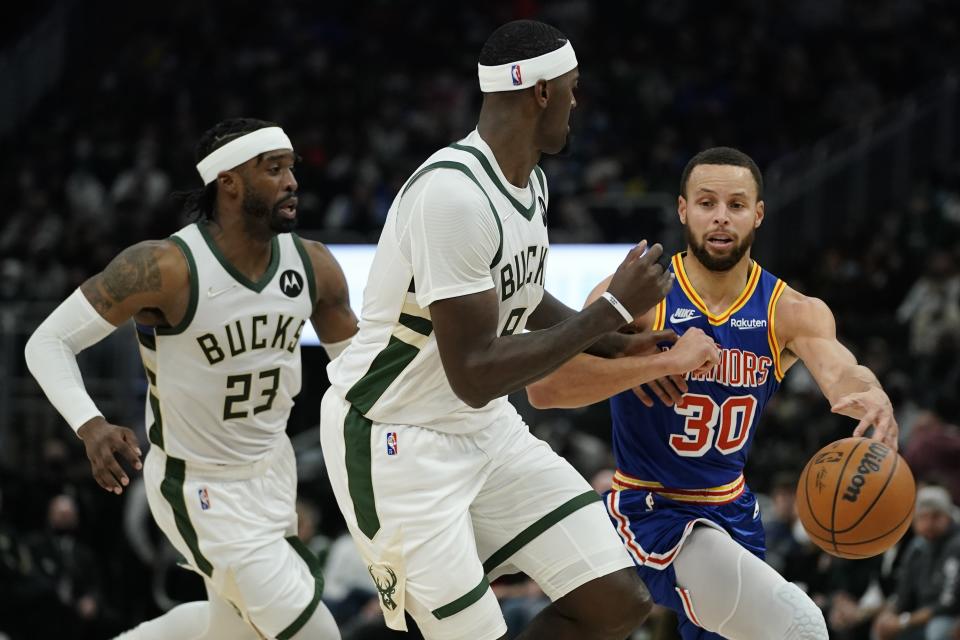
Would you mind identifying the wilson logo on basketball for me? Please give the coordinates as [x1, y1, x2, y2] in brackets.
[841, 442, 889, 503]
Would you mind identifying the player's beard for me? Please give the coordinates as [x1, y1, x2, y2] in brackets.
[685, 224, 755, 272]
[242, 184, 297, 235]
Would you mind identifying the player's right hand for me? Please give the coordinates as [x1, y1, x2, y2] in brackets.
[668, 328, 720, 376]
[77, 417, 143, 495]
[606, 241, 673, 321]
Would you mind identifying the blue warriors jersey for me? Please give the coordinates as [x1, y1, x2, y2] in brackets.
[610, 253, 787, 502]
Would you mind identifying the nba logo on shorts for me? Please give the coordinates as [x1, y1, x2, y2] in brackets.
[198, 487, 211, 510]
[386, 432, 398, 456]
[511, 64, 522, 86]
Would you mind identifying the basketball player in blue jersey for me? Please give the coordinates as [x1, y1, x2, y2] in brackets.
[527, 147, 899, 639]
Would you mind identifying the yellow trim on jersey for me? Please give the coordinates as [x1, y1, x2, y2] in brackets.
[671, 253, 762, 326]
[651, 300, 667, 331]
[767, 279, 787, 381]
[612, 470, 746, 504]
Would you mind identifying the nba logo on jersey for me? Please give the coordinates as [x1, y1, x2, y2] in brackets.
[198, 487, 211, 511]
[511, 64, 522, 86]
[386, 432, 398, 456]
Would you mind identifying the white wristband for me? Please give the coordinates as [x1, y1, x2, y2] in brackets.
[601, 291, 634, 324]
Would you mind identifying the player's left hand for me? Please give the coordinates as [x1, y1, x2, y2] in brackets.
[632, 376, 688, 407]
[831, 389, 899, 450]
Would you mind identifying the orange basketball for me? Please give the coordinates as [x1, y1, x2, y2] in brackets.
[795, 437, 915, 559]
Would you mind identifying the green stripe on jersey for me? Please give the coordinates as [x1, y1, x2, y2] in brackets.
[450, 143, 538, 221]
[400, 160, 503, 267]
[345, 336, 422, 415]
[398, 312, 433, 336]
[156, 236, 198, 336]
[197, 221, 280, 293]
[291, 234, 318, 307]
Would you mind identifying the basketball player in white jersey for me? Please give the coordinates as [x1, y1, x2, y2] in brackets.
[320, 20, 720, 640]
[25, 118, 355, 639]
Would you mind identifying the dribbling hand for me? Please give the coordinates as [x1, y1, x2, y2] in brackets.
[77, 417, 143, 494]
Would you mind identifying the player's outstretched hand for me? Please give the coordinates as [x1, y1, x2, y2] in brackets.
[606, 241, 674, 321]
[77, 417, 143, 495]
[831, 389, 899, 451]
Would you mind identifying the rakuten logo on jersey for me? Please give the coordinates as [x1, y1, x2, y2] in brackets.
[730, 317, 767, 330]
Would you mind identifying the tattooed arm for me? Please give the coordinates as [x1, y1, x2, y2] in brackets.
[24, 240, 190, 495]
[80, 240, 190, 327]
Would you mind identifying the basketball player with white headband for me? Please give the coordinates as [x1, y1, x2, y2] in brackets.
[320, 20, 718, 640]
[26, 118, 355, 639]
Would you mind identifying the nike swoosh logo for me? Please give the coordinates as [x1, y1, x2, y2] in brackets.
[670, 314, 701, 324]
[207, 285, 237, 298]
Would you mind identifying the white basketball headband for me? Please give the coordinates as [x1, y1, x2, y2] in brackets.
[195, 127, 293, 185]
[478, 40, 578, 93]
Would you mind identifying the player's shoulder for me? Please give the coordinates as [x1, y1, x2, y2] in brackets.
[293, 236, 340, 273]
[116, 238, 190, 283]
[774, 284, 835, 337]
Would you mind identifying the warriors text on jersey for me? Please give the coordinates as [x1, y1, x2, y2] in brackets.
[610, 253, 787, 501]
[136, 222, 315, 465]
[327, 130, 550, 433]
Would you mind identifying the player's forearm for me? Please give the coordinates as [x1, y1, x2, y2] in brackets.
[446, 299, 624, 407]
[527, 350, 678, 409]
[822, 364, 883, 410]
[24, 289, 117, 432]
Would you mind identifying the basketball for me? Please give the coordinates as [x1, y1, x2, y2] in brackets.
[795, 437, 915, 559]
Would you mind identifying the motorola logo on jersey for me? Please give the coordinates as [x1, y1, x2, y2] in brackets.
[279, 270, 304, 297]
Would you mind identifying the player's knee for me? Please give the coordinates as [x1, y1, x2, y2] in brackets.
[566, 567, 652, 636]
[775, 582, 827, 640]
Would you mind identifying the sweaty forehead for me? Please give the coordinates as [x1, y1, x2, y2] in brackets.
[689, 164, 757, 198]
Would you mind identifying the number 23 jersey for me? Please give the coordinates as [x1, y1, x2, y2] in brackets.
[137, 222, 314, 466]
[610, 253, 787, 497]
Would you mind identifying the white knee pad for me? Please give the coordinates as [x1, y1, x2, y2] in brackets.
[774, 582, 828, 640]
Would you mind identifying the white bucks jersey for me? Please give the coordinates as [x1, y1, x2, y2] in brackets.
[138, 223, 314, 464]
[328, 130, 549, 434]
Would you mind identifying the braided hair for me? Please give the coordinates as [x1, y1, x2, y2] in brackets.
[178, 117, 279, 221]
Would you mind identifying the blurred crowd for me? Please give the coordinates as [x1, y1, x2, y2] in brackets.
[3, 0, 960, 638]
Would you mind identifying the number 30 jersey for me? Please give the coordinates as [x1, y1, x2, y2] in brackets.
[136, 222, 314, 465]
[610, 253, 787, 500]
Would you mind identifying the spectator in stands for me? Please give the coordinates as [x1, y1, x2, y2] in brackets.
[873, 486, 960, 640]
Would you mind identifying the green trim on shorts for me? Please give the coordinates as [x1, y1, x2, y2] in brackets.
[431, 576, 490, 620]
[344, 406, 380, 538]
[159, 456, 213, 577]
[276, 536, 325, 640]
[481, 490, 600, 575]
[147, 390, 164, 450]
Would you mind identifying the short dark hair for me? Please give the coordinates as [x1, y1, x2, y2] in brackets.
[479, 20, 568, 67]
[177, 117, 278, 222]
[680, 147, 763, 199]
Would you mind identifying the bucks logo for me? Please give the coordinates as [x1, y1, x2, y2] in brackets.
[368, 564, 399, 611]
